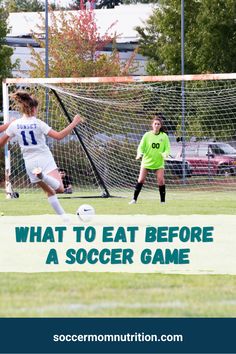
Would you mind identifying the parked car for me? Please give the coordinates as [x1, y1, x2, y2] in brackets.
[165, 155, 192, 178]
[174, 142, 236, 177]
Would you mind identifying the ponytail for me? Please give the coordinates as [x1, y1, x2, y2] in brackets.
[10, 91, 38, 116]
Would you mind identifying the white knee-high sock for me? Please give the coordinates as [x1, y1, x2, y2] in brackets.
[42, 174, 60, 190]
[48, 195, 65, 215]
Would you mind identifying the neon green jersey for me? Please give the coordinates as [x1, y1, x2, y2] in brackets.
[137, 131, 170, 169]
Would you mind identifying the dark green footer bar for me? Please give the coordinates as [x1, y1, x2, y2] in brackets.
[0, 318, 235, 353]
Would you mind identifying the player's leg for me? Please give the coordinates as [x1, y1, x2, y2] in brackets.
[129, 167, 148, 204]
[156, 168, 166, 203]
[37, 181, 67, 218]
[33, 168, 64, 193]
[46, 169, 64, 193]
[31, 152, 64, 193]
[26, 159, 69, 220]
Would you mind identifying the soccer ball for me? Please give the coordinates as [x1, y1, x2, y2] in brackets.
[77, 204, 95, 222]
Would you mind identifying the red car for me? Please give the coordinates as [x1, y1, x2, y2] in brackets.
[174, 142, 236, 177]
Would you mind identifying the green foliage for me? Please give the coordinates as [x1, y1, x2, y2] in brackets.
[0, 3, 9, 43]
[191, 0, 236, 73]
[0, 44, 18, 77]
[0, 3, 19, 109]
[0, 4, 10, 181]
[4, 0, 45, 12]
[135, 0, 236, 141]
[136, 0, 236, 75]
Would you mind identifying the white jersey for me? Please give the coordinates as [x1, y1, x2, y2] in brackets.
[6, 116, 52, 161]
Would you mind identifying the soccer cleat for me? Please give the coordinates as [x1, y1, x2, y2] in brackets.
[32, 167, 43, 179]
[128, 199, 137, 205]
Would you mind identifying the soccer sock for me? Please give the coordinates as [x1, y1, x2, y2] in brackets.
[42, 174, 60, 191]
[134, 182, 143, 201]
[48, 195, 65, 215]
[159, 184, 166, 203]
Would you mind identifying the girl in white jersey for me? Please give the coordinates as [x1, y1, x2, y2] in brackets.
[0, 91, 83, 220]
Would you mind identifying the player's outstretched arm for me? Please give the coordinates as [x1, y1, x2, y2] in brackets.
[47, 114, 84, 140]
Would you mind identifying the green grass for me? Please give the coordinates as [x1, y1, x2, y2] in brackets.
[0, 273, 235, 317]
[0, 189, 235, 317]
[0, 189, 235, 215]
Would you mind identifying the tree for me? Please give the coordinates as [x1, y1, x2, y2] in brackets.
[4, 0, 45, 12]
[135, 0, 236, 141]
[136, 0, 236, 75]
[0, 2, 19, 109]
[0, 1, 19, 182]
[28, 8, 137, 77]
[191, 0, 236, 73]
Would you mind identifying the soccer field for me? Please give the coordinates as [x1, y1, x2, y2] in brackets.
[0, 272, 235, 317]
[0, 189, 235, 216]
[0, 189, 235, 317]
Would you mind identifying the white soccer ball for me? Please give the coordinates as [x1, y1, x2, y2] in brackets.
[77, 204, 95, 222]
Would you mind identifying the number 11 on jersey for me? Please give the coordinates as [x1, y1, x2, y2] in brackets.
[21, 130, 37, 146]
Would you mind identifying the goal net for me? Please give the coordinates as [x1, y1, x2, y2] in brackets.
[2, 74, 236, 198]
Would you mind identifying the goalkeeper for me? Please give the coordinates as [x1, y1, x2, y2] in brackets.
[129, 114, 170, 204]
[0, 91, 83, 221]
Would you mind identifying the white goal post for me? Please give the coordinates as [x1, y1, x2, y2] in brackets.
[2, 73, 236, 198]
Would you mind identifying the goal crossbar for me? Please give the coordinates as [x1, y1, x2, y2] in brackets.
[4, 73, 236, 85]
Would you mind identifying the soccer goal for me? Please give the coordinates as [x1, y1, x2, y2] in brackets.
[2, 74, 236, 198]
